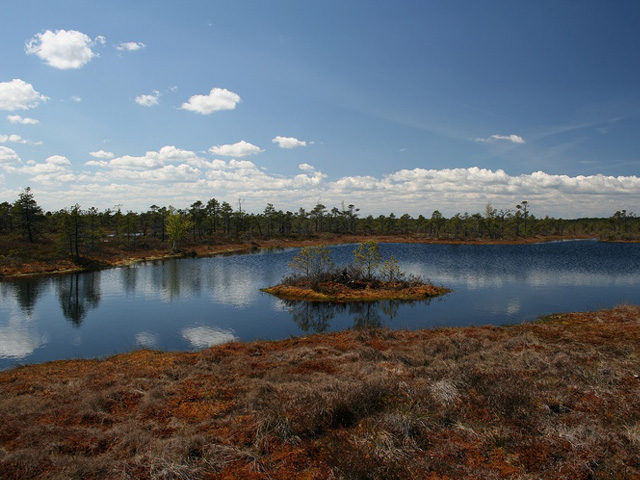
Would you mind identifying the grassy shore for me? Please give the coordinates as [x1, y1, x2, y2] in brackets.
[0, 233, 597, 279]
[2, 306, 640, 478]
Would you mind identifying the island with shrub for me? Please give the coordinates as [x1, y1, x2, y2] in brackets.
[262, 242, 450, 302]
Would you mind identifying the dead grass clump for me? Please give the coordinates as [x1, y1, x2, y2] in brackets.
[325, 431, 418, 480]
[428, 379, 460, 406]
[462, 368, 538, 422]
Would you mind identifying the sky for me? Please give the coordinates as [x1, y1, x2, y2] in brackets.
[1, 0, 640, 218]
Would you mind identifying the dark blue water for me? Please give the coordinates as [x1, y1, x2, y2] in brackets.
[1, 240, 639, 370]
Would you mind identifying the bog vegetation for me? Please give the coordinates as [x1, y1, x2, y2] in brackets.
[1, 187, 639, 276]
[263, 242, 449, 301]
[2, 306, 640, 478]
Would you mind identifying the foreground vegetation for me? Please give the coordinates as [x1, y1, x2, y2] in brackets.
[263, 242, 450, 301]
[1, 187, 638, 277]
[2, 306, 640, 478]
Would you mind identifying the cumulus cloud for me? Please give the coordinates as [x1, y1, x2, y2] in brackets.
[107, 145, 198, 170]
[116, 41, 145, 51]
[89, 150, 114, 159]
[0, 146, 21, 164]
[8, 143, 640, 218]
[85, 160, 107, 167]
[208, 141, 264, 157]
[475, 134, 526, 144]
[0, 79, 48, 111]
[0, 134, 27, 144]
[71, 96, 82, 103]
[135, 91, 160, 107]
[4, 155, 76, 185]
[180, 87, 240, 114]
[299, 163, 315, 172]
[272, 136, 307, 149]
[7, 115, 39, 125]
[25, 29, 101, 69]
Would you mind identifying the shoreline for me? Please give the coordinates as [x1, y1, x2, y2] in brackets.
[0, 234, 602, 280]
[1, 305, 639, 478]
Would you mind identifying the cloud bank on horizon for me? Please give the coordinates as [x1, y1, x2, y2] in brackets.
[1, 2, 640, 218]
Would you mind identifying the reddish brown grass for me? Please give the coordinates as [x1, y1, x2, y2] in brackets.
[2, 306, 640, 478]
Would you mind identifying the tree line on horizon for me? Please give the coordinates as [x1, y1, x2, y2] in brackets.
[1, 188, 638, 259]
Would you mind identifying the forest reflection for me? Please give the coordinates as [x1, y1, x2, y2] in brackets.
[281, 298, 431, 333]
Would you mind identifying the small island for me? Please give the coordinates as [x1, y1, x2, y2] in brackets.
[262, 242, 450, 302]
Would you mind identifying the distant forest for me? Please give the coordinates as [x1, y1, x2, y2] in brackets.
[2, 188, 638, 257]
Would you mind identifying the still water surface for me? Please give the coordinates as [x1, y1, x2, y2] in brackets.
[1, 240, 639, 370]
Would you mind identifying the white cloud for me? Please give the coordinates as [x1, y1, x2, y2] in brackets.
[135, 91, 160, 107]
[208, 140, 264, 157]
[8, 143, 640, 218]
[116, 41, 146, 51]
[71, 96, 82, 103]
[109, 164, 201, 182]
[475, 134, 526, 144]
[5, 155, 74, 185]
[0, 79, 48, 111]
[89, 150, 114, 159]
[85, 160, 108, 167]
[7, 115, 39, 125]
[98, 145, 201, 171]
[0, 146, 21, 164]
[0, 134, 27, 144]
[272, 136, 307, 149]
[25, 29, 100, 69]
[180, 87, 240, 114]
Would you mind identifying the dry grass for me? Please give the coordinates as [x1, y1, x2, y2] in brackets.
[2, 306, 640, 478]
[262, 281, 450, 302]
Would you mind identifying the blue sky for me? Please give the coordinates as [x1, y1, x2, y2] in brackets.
[1, 0, 640, 217]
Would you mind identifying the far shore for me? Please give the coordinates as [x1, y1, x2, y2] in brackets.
[0, 234, 603, 280]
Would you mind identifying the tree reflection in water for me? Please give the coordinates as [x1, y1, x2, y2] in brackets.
[56, 272, 101, 326]
[282, 298, 432, 333]
[2, 277, 47, 315]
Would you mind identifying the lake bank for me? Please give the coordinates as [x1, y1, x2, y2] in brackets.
[1, 305, 639, 478]
[0, 233, 599, 279]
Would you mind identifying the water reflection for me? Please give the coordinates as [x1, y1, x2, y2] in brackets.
[135, 331, 159, 349]
[181, 326, 238, 348]
[1, 277, 47, 315]
[281, 298, 430, 333]
[1, 241, 639, 369]
[121, 265, 138, 293]
[0, 312, 47, 359]
[56, 272, 101, 326]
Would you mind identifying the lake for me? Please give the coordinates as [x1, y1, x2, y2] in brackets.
[1, 240, 639, 370]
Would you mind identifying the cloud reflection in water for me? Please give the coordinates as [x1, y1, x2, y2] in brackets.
[182, 326, 238, 348]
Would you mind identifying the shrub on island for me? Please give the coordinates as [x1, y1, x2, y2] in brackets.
[262, 242, 450, 301]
